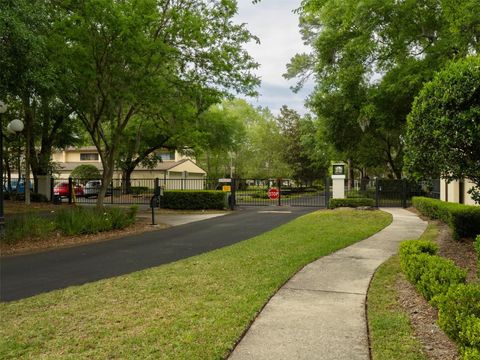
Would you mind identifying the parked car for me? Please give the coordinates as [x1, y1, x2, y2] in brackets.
[3, 179, 33, 194]
[53, 182, 84, 197]
[84, 180, 112, 198]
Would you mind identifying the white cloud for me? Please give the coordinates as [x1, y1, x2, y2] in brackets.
[234, 0, 313, 115]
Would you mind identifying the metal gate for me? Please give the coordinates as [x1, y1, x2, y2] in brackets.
[232, 178, 330, 207]
[346, 179, 440, 208]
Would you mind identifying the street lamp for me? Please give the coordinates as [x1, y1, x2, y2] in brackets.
[0, 100, 24, 232]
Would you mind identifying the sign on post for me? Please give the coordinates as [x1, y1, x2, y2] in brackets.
[267, 187, 280, 200]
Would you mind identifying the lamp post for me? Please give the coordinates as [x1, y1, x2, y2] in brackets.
[0, 100, 24, 232]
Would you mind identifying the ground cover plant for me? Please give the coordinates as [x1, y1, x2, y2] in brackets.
[0, 209, 392, 359]
[367, 224, 438, 360]
[2, 206, 137, 243]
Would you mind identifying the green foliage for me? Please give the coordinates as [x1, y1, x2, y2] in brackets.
[55, 206, 137, 236]
[70, 165, 101, 182]
[2, 215, 56, 244]
[405, 56, 480, 202]
[162, 191, 226, 210]
[416, 256, 467, 301]
[329, 197, 375, 208]
[436, 284, 480, 357]
[412, 197, 480, 239]
[399, 240, 466, 301]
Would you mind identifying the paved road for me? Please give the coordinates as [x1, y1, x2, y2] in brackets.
[1, 206, 316, 302]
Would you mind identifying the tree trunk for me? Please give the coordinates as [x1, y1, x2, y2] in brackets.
[347, 158, 354, 190]
[96, 150, 116, 207]
[122, 168, 133, 194]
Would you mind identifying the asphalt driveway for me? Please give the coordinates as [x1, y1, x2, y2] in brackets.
[1, 206, 316, 301]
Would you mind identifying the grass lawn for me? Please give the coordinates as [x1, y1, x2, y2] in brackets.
[367, 223, 438, 360]
[0, 209, 391, 359]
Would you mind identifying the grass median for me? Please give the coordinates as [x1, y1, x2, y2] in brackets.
[367, 223, 438, 360]
[1, 209, 391, 359]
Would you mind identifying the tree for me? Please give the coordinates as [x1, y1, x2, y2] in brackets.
[286, 0, 480, 180]
[70, 165, 101, 183]
[404, 56, 480, 203]
[55, 0, 259, 206]
[0, 0, 82, 200]
[277, 106, 329, 183]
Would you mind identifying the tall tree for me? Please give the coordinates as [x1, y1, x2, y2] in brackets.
[55, 0, 259, 205]
[404, 56, 480, 203]
[286, 0, 480, 179]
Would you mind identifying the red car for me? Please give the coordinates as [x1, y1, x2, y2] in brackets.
[54, 182, 84, 197]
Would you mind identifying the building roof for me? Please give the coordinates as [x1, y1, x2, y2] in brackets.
[55, 159, 205, 173]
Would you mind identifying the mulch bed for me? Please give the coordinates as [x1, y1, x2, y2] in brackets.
[0, 217, 170, 257]
[395, 218, 478, 360]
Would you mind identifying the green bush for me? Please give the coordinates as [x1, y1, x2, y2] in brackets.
[412, 197, 480, 239]
[436, 284, 480, 357]
[70, 164, 101, 183]
[416, 255, 467, 301]
[130, 186, 149, 195]
[399, 240, 466, 301]
[463, 347, 480, 360]
[161, 190, 226, 210]
[329, 197, 375, 208]
[2, 215, 56, 244]
[55, 206, 137, 235]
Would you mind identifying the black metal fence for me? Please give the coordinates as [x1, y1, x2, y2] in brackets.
[345, 179, 440, 207]
[233, 178, 330, 207]
[52, 178, 219, 205]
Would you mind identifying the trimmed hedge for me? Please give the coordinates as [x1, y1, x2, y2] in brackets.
[329, 197, 375, 209]
[400, 239, 479, 359]
[412, 197, 480, 239]
[436, 284, 480, 359]
[161, 190, 226, 210]
[399, 240, 466, 300]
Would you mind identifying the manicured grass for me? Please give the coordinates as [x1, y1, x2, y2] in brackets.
[0, 209, 391, 359]
[367, 223, 439, 360]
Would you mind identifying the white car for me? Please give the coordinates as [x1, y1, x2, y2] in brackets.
[84, 180, 111, 198]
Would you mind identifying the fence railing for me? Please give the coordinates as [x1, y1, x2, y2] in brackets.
[51, 178, 222, 205]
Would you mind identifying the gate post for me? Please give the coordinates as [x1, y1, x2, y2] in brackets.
[230, 178, 236, 210]
[325, 177, 330, 208]
[277, 178, 282, 206]
[68, 177, 73, 204]
[402, 180, 407, 208]
[375, 178, 379, 208]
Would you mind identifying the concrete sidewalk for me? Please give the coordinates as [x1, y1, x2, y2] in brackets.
[229, 208, 427, 360]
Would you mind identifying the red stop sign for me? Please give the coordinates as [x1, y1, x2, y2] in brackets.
[267, 187, 280, 200]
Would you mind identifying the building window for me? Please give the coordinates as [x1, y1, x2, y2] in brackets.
[157, 150, 175, 161]
[80, 153, 99, 161]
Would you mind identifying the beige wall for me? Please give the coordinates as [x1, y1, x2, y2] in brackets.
[440, 178, 478, 206]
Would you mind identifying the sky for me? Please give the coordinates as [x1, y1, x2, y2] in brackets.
[233, 0, 314, 115]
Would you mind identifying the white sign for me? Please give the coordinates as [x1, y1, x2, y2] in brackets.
[218, 178, 232, 183]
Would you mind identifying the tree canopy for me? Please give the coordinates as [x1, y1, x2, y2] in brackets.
[404, 56, 480, 202]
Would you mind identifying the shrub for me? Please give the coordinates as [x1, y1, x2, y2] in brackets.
[55, 206, 137, 235]
[161, 190, 226, 210]
[416, 255, 467, 301]
[463, 347, 480, 360]
[399, 240, 466, 301]
[437, 284, 480, 356]
[412, 197, 480, 239]
[2, 215, 56, 244]
[70, 164, 101, 183]
[130, 186, 149, 195]
[329, 197, 375, 208]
